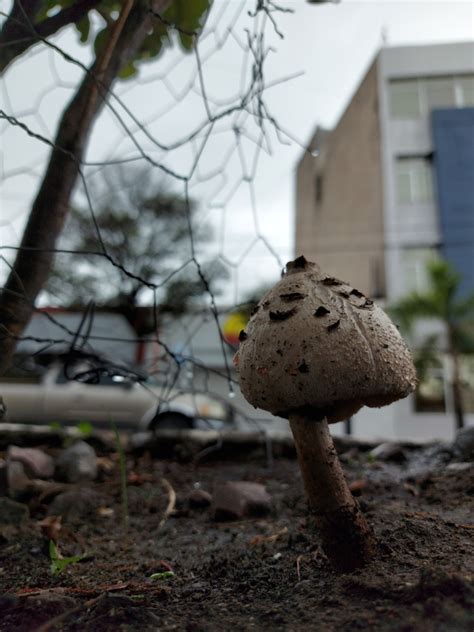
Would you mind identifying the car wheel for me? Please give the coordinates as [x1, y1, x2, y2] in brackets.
[149, 412, 193, 432]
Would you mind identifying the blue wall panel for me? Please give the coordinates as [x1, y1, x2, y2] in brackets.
[432, 108, 474, 296]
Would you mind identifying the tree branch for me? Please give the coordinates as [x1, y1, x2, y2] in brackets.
[0, 0, 172, 374]
[0, 0, 102, 74]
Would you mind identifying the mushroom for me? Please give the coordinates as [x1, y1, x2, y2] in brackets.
[234, 256, 417, 571]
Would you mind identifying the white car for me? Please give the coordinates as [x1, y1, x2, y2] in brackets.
[0, 362, 236, 432]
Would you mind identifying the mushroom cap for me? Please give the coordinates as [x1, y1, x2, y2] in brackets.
[234, 257, 417, 423]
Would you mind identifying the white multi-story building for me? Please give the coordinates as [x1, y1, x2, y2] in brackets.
[378, 42, 474, 301]
[295, 42, 474, 441]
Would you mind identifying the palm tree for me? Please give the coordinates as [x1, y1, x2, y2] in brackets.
[390, 258, 474, 430]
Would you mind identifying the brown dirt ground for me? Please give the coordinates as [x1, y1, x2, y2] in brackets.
[0, 440, 473, 631]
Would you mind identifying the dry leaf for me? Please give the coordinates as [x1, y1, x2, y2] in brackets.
[38, 515, 62, 542]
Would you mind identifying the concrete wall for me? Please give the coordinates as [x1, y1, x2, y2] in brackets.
[295, 60, 385, 297]
[377, 41, 474, 299]
[350, 395, 474, 443]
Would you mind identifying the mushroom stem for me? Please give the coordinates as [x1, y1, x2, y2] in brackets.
[289, 414, 377, 571]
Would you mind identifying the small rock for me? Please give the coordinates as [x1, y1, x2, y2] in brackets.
[339, 447, 360, 464]
[446, 462, 472, 472]
[369, 442, 407, 463]
[23, 589, 77, 611]
[349, 479, 367, 495]
[55, 440, 98, 483]
[48, 489, 103, 524]
[7, 446, 55, 479]
[188, 489, 212, 509]
[85, 593, 162, 626]
[182, 581, 209, 597]
[294, 579, 312, 593]
[6, 460, 31, 499]
[0, 497, 29, 538]
[0, 459, 7, 496]
[212, 481, 271, 521]
[452, 426, 474, 461]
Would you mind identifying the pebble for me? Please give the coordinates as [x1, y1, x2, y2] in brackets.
[369, 442, 407, 463]
[7, 446, 55, 479]
[6, 461, 31, 499]
[446, 462, 472, 472]
[452, 426, 474, 462]
[47, 489, 103, 523]
[212, 481, 271, 521]
[23, 590, 77, 611]
[349, 479, 367, 495]
[0, 459, 7, 496]
[188, 488, 212, 509]
[55, 440, 98, 483]
[294, 580, 313, 592]
[0, 497, 29, 538]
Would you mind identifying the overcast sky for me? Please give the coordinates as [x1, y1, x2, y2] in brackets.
[1, 0, 473, 304]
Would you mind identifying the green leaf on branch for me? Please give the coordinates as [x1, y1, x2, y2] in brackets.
[93, 26, 109, 59]
[118, 60, 138, 79]
[164, 0, 211, 51]
[75, 15, 91, 43]
[36, 1, 66, 22]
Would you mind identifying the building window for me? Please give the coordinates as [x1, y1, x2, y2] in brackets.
[400, 247, 437, 293]
[424, 76, 456, 110]
[389, 74, 474, 119]
[396, 157, 433, 205]
[315, 174, 323, 204]
[415, 365, 446, 412]
[389, 79, 421, 118]
[457, 75, 474, 106]
[415, 355, 474, 413]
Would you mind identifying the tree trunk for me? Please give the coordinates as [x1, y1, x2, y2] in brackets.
[450, 353, 465, 431]
[448, 326, 464, 430]
[0, 0, 170, 376]
[289, 414, 377, 571]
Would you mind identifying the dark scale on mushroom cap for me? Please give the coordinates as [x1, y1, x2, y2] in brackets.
[234, 257, 417, 423]
[327, 319, 340, 331]
[286, 255, 308, 271]
[314, 306, 330, 317]
[321, 276, 343, 286]
[280, 292, 306, 302]
[269, 307, 297, 321]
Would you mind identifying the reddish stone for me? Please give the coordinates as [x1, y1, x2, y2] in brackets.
[212, 481, 271, 521]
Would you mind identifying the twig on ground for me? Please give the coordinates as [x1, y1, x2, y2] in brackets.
[158, 478, 176, 529]
[250, 526, 288, 546]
